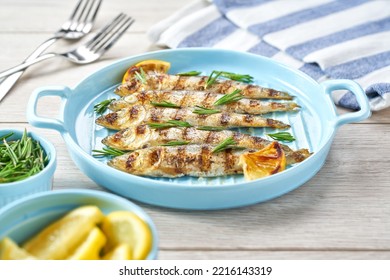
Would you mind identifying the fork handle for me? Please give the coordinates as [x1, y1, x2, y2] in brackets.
[0, 52, 58, 80]
[0, 36, 59, 102]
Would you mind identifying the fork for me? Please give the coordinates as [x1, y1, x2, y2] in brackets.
[0, 0, 102, 102]
[0, 14, 134, 79]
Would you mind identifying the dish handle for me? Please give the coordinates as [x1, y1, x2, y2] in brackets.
[27, 86, 71, 133]
[321, 79, 371, 127]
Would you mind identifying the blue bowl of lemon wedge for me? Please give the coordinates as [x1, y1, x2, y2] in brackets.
[0, 189, 158, 260]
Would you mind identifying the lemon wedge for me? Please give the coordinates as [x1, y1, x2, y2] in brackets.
[102, 244, 133, 260]
[67, 227, 106, 260]
[101, 211, 152, 260]
[239, 141, 286, 180]
[0, 238, 36, 260]
[122, 59, 170, 83]
[23, 205, 104, 260]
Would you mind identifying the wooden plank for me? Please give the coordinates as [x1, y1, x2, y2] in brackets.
[1, 123, 389, 251]
[0, 0, 187, 33]
[159, 250, 390, 260]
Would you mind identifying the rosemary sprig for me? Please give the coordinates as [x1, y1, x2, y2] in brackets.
[148, 120, 193, 129]
[0, 129, 48, 183]
[150, 101, 181, 108]
[196, 126, 225, 131]
[212, 137, 244, 153]
[134, 67, 147, 84]
[267, 132, 295, 142]
[92, 147, 125, 157]
[177, 71, 201, 76]
[192, 106, 221, 115]
[94, 98, 115, 114]
[205, 70, 223, 89]
[161, 141, 190, 146]
[219, 71, 254, 83]
[213, 89, 244, 106]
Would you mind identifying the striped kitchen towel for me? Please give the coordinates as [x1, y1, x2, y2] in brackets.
[148, 0, 390, 112]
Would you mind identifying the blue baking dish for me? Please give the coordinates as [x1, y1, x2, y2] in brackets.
[26, 48, 371, 210]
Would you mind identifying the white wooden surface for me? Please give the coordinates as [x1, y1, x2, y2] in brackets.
[0, 0, 389, 260]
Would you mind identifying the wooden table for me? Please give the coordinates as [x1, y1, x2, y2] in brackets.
[1, 0, 389, 260]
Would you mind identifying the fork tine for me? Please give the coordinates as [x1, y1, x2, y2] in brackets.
[68, 0, 84, 21]
[69, 0, 90, 30]
[86, 0, 102, 23]
[75, 0, 101, 32]
[94, 17, 134, 54]
[86, 13, 126, 49]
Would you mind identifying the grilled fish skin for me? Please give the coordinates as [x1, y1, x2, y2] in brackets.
[102, 125, 310, 165]
[108, 145, 255, 178]
[115, 72, 293, 100]
[109, 90, 299, 114]
[95, 105, 290, 130]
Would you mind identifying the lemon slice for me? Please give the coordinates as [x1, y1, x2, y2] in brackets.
[102, 244, 133, 260]
[122, 59, 170, 83]
[101, 211, 152, 260]
[67, 227, 106, 260]
[0, 238, 36, 260]
[239, 141, 286, 180]
[23, 205, 104, 260]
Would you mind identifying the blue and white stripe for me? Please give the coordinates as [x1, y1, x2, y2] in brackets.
[148, 0, 390, 111]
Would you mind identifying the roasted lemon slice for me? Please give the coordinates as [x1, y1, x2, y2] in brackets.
[0, 238, 36, 260]
[102, 244, 133, 260]
[239, 141, 286, 180]
[101, 211, 152, 260]
[23, 205, 104, 260]
[67, 227, 106, 260]
[122, 59, 170, 83]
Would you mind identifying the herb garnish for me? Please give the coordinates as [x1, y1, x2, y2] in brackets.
[177, 71, 201, 76]
[212, 137, 244, 153]
[219, 71, 253, 83]
[0, 130, 48, 183]
[148, 120, 193, 129]
[205, 71, 223, 89]
[94, 98, 115, 114]
[150, 101, 181, 108]
[196, 126, 225, 131]
[134, 67, 147, 84]
[193, 106, 221, 115]
[267, 132, 295, 142]
[213, 89, 244, 106]
[92, 147, 125, 157]
[161, 141, 190, 146]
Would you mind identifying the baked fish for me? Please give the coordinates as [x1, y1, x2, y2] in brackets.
[109, 90, 299, 114]
[102, 125, 310, 165]
[108, 142, 285, 179]
[115, 71, 293, 100]
[96, 105, 290, 130]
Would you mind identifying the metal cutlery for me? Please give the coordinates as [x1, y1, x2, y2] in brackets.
[0, 0, 102, 102]
[0, 13, 134, 80]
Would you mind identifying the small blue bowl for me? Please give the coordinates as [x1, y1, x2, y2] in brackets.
[0, 189, 158, 260]
[0, 129, 56, 208]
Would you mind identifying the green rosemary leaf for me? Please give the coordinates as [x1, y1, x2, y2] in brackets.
[148, 120, 193, 129]
[94, 98, 115, 114]
[135, 67, 147, 84]
[212, 137, 240, 153]
[192, 106, 221, 115]
[196, 126, 225, 131]
[161, 141, 190, 146]
[267, 132, 295, 142]
[150, 101, 181, 108]
[219, 71, 254, 83]
[205, 70, 222, 89]
[213, 89, 244, 106]
[92, 147, 125, 157]
[177, 71, 202, 76]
